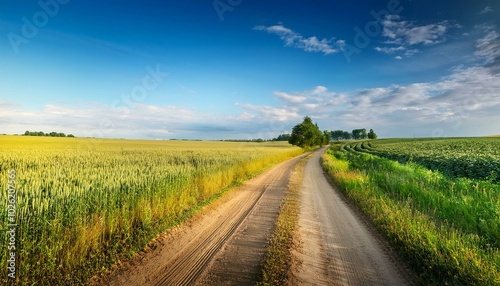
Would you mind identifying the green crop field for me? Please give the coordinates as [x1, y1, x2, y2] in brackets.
[351, 138, 500, 182]
[323, 138, 500, 285]
[0, 136, 302, 284]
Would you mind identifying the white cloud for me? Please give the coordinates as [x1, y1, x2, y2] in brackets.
[254, 24, 339, 55]
[382, 15, 449, 45]
[475, 30, 500, 66]
[374, 46, 405, 54]
[311, 85, 328, 94]
[273, 86, 347, 110]
[376, 15, 452, 59]
[404, 49, 420, 57]
[345, 64, 500, 134]
[234, 50, 500, 138]
[479, 6, 493, 14]
[234, 103, 300, 122]
[3, 60, 499, 139]
[274, 91, 307, 104]
[0, 102, 256, 139]
[3, 25, 500, 140]
[405, 23, 448, 45]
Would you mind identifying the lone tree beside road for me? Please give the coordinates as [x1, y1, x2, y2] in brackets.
[288, 116, 327, 148]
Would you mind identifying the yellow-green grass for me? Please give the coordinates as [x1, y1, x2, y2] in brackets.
[322, 146, 500, 285]
[0, 136, 302, 284]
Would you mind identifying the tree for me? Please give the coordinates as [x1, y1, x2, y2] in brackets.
[331, 130, 353, 140]
[23, 130, 75, 137]
[342, 131, 352, 140]
[352, 128, 367, 140]
[368, 129, 378, 139]
[352, 129, 359, 140]
[273, 133, 291, 141]
[361, 128, 367, 139]
[323, 130, 331, 142]
[289, 116, 325, 148]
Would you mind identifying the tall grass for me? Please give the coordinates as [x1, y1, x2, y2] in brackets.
[0, 136, 302, 284]
[322, 147, 500, 285]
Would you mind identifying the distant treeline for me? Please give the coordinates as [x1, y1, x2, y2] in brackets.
[327, 128, 377, 140]
[221, 138, 270, 142]
[268, 129, 378, 142]
[221, 133, 292, 143]
[220, 129, 377, 143]
[24, 130, 75, 137]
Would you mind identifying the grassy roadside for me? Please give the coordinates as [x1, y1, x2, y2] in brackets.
[322, 144, 500, 285]
[257, 154, 310, 285]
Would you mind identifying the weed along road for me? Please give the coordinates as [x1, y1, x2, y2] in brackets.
[105, 148, 413, 285]
[291, 147, 413, 285]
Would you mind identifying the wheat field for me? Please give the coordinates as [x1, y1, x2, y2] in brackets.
[0, 136, 302, 284]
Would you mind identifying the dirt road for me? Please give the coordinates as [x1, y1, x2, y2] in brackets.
[103, 154, 305, 286]
[291, 147, 413, 285]
[103, 148, 413, 285]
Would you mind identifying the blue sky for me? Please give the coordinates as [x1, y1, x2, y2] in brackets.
[1, 0, 499, 139]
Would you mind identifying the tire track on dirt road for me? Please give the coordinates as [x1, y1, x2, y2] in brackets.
[195, 151, 299, 286]
[291, 147, 415, 285]
[103, 153, 306, 286]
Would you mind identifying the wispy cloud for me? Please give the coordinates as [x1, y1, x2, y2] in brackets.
[274, 91, 307, 104]
[479, 6, 493, 15]
[475, 29, 500, 71]
[330, 64, 499, 136]
[273, 85, 347, 111]
[375, 15, 453, 59]
[233, 64, 499, 137]
[382, 15, 449, 45]
[236, 33, 500, 137]
[3, 61, 499, 139]
[0, 102, 237, 139]
[254, 24, 340, 55]
[234, 86, 348, 130]
[235, 103, 300, 122]
[3, 24, 499, 139]
[374, 46, 405, 54]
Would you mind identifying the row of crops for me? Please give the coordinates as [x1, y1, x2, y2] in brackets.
[0, 136, 302, 284]
[341, 138, 500, 182]
[325, 138, 500, 284]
